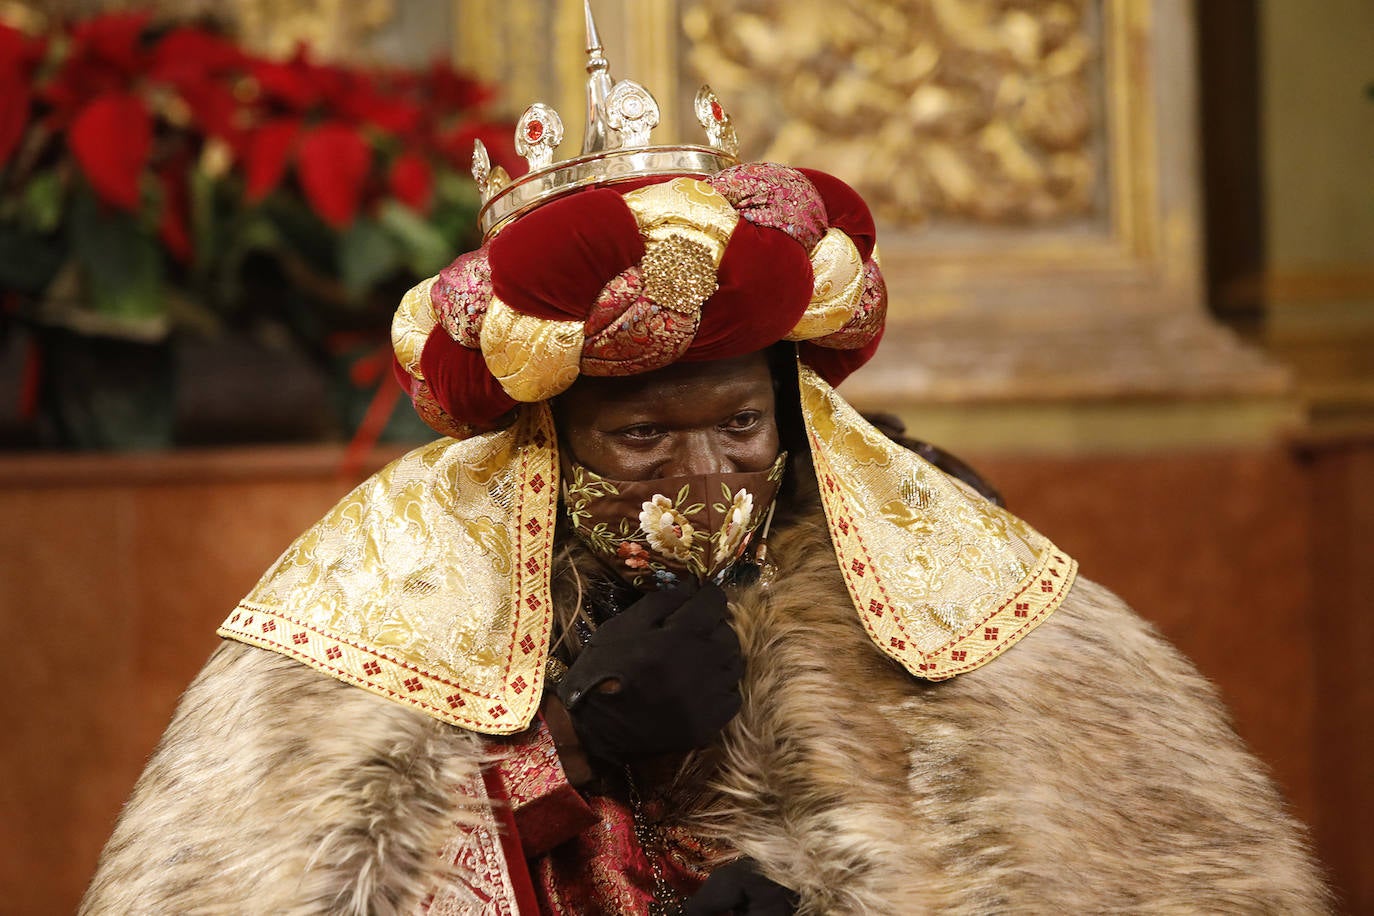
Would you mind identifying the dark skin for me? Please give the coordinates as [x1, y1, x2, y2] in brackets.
[553, 352, 780, 481]
[544, 351, 781, 786]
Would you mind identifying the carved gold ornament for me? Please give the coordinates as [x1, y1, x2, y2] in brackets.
[683, 0, 1099, 226]
[641, 235, 719, 314]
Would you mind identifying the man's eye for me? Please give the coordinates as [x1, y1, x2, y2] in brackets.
[722, 411, 760, 431]
[618, 424, 662, 440]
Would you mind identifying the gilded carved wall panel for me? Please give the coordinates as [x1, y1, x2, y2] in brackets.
[681, 0, 1101, 227]
[21, 0, 1275, 406]
[11, 0, 422, 62]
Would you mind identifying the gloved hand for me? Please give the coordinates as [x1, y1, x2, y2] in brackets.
[556, 580, 743, 763]
[684, 859, 799, 916]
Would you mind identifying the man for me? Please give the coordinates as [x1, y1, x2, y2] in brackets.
[83, 25, 1327, 915]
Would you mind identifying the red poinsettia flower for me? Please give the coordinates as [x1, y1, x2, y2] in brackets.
[70, 11, 150, 75]
[424, 61, 493, 112]
[0, 85, 26, 171]
[157, 155, 194, 262]
[0, 24, 45, 170]
[249, 48, 342, 114]
[149, 26, 245, 86]
[42, 12, 151, 130]
[438, 120, 525, 178]
[150, 26, 248, 144]
[296, 121, 371, 228]
[347, 84, 422, 138]
[245, 117, 302, 201]
[388, 151, 433, 213]
[70, 90, 152, 211]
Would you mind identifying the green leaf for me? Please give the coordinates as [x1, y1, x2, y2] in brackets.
[21, 171, 64, 233]
[261, 194, 335, 270]
[0, 223, 64, 295]
[377, 199, 451, 277]
[68, 190, 165, 322]
[338, 216, 400, 299]
[189, 166, 219, 276]
[435, 170, 481, 209]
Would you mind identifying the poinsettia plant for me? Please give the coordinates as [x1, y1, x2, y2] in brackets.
[0, 11, 519, 349]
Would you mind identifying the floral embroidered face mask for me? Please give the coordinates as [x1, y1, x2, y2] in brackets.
[562, 453, 787, 590]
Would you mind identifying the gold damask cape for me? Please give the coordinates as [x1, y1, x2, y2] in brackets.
[219, 366, 1076, 735]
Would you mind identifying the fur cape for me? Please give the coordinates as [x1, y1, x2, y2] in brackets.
[82, 481, 1328, 914]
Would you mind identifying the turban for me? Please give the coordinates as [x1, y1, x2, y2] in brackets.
[391, 163, 888, 438]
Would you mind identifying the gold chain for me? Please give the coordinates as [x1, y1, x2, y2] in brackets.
[625, 764, 686, 916]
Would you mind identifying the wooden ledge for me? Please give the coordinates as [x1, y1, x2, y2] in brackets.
[0, 443, 412, 490]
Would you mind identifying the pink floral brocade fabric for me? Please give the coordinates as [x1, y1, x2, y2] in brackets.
[709, 162, 829, 250]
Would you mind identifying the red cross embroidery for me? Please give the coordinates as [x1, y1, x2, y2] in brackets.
[292, 632, 308, 645]
[851, 559, 866, 576]
[951, 650, 967, 662]
[525, 594, 541, 611]
[984, 626, 999, 640]
[525, 519, 543, 536]
[403, 677, 423, 692]
[1015, 602, 1030, 618]
[489, 704, 507, 717]
[511, 676, 527, 693]
[529, 474, 545, 493]
[525, 557, 540, 575]
[326, 646, 342, 660]
[363, 660, 381, 676]
[1040, 580, 1053, 593]
[447, 693, 465, 708]
[868, 599, 885, 617]
[520, 635, 536, 654]
[261, 620, 276, 633]
[890, 637, 906, 650]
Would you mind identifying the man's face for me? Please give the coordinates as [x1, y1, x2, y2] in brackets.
[553, 352, 780, 481]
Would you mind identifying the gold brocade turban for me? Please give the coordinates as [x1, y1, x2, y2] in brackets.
[218, 15, 1076, 735]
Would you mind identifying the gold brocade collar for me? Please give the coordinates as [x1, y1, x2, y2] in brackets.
[219, 367, 1075, 735]
[798, 367, 1075, 678]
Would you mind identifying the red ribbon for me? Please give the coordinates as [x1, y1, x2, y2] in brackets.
[332, 336, 402, 478]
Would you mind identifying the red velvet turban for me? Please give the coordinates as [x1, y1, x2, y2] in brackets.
[391, 163, 887, 437]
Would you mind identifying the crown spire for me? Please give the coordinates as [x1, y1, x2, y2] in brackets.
[473, 3, 741, 236]
[582, 0, 616, 155]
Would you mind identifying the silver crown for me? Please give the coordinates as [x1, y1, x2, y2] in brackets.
[472, 0, 740, 238]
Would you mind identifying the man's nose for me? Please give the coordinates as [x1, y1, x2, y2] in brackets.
[664, 431, 729, 477]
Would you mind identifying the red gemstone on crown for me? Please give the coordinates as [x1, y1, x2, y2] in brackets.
[710, 100, 724, 122]
[526, 120, 544, 143]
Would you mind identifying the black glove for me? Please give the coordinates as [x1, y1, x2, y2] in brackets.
[556, 580, 743, 763]
[685, 859, 799, 916]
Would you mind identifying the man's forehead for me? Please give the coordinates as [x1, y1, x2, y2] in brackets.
[555, 352, 774, 421]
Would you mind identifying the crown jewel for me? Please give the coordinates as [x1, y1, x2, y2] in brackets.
[472, 0, 740, 237]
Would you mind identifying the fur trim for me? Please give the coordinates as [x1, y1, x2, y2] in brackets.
[81, 642, 489, 915]
[84, 467, 1328, 913]
[708, 497, 1331, 914]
